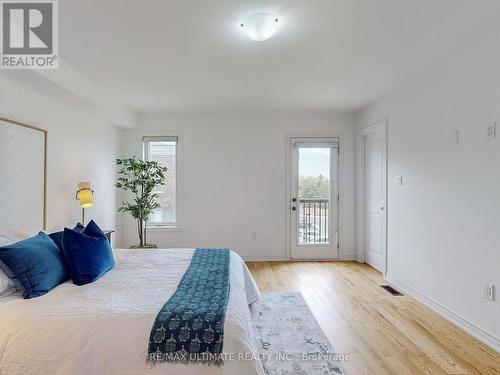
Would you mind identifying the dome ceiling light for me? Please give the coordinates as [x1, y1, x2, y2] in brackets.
[240, 13, 280, 42]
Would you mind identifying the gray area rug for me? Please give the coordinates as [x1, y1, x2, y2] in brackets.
[251, 292, 346, 375]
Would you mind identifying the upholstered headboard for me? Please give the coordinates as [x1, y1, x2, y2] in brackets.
[0, 117, 47, 233]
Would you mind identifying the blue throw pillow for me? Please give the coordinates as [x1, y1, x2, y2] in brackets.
[62, 220, 114, 286]
[0, 232, 69, 299]
[49, 223, 85, 251]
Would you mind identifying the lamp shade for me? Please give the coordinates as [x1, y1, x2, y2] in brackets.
[77, 182, 93, 208]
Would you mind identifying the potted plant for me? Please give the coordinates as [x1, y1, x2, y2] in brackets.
[115, 156, 167, 248]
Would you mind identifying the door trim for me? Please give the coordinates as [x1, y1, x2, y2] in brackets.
[286, 132, 343, 260]
[357, 119, 388, 275]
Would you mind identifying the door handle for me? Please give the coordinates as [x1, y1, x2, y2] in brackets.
[380, 206, 385, 211]
[291, 206, 296, 211]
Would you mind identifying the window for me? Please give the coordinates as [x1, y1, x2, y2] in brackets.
[143, 136, 178, 227]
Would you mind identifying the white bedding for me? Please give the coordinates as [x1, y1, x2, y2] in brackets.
[0, 249, 264, 375]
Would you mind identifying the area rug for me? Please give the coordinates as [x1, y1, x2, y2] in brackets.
[251, 292, 346, 374]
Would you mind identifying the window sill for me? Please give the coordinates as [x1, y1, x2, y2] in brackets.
[146, 225, 181, 232]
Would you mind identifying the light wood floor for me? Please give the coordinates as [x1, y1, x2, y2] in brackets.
[247, 261, 500, 375]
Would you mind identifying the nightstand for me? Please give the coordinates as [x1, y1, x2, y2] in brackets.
[104, 230, 114, 244]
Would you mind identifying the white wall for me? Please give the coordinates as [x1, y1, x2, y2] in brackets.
[355, 31, 500, 349]
[120, 112, 355, 260]
[0, 72, 119, 233]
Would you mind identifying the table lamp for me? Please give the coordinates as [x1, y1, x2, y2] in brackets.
[75, 182, 93, 224]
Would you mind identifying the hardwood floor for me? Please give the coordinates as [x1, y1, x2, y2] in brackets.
[247, 261, 500, 375]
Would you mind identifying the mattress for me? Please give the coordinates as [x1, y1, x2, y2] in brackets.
[0, 249, 264, 375]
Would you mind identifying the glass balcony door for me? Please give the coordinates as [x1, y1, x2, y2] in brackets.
[290, 138, 339, 259]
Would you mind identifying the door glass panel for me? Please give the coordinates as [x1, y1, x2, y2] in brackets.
[144, 140, 177, 226]
[297, 147, 330, 244]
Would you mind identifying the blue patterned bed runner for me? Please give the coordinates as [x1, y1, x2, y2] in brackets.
[147, 248, 231, 366]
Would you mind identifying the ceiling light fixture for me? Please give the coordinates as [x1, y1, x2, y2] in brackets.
[240, 13, 280, 42]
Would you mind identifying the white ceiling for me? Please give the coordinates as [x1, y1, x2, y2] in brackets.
[44, 1, 500, 114]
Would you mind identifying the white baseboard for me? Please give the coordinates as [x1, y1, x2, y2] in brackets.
[242, 256, 287, 262]
[243, 254, 358, 262]
[339, 254, 357, 261]
[385, 273, 500, 353]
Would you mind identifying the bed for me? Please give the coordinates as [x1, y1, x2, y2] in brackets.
[0, 248, 265, 375]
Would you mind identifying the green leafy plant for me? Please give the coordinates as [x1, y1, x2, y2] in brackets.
[115, 157, 167, 248]
[299, 175, 330, 198]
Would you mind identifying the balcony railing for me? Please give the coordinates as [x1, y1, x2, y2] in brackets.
[298, 198, 329, 244]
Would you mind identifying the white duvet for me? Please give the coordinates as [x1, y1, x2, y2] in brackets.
[0, 249, 264, 375]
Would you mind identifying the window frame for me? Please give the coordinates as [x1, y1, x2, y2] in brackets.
[142, 135, 181, 230]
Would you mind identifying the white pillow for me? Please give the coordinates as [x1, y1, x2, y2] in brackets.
[0, 270, 16, 297]
[0, 227, 31, 242]
[0, 235, 12, 247]
[0, 234, 18, 297]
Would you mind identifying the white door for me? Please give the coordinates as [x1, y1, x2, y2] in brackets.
[290, 138, 339, 259]
[364, 130, 386, 272]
